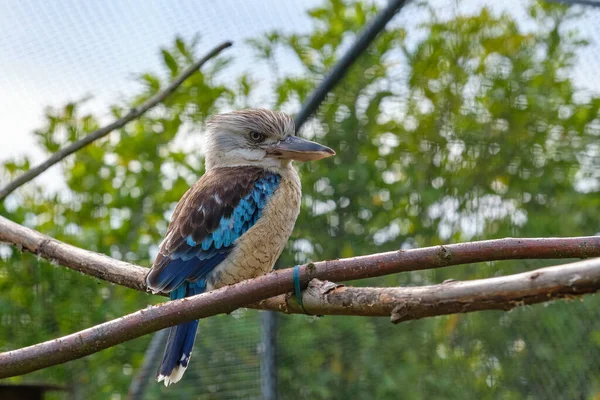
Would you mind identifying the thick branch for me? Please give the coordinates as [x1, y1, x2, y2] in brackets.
[2, 211, 599, 375]
[0, 41, 233, 201]
[255, 259, 600, 320]
[0, 265, 298, 378]
[2, 214, 599, 298]
[2, 257, 599, 378]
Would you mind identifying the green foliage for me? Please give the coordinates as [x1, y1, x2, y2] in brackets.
[254, 1, 600, 399]
[1, 0, 600, 399]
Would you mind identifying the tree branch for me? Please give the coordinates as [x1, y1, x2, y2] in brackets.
[0, 215, 148, 291]
[2, 211, 600, 375]
[254, 261, 600, 321]
[2, 256, 599, 378]
[2, 214, 600, 298]
[0, 41, 233, 202]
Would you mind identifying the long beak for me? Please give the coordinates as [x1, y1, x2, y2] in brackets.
[265, 136, 335, 162]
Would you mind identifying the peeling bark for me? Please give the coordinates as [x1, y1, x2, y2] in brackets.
[255, 258, 600, 322]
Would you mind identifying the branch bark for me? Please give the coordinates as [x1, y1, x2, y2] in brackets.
[0, 215, 148, 291]
[2, 214, 600, 300]
[2, 212, 600, 376]
[255, 261, 600, 321]
[0, 41, 233, 202]
[2, 257, 599, 378]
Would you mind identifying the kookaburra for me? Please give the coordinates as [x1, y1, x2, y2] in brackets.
[146, 108, 335, 385]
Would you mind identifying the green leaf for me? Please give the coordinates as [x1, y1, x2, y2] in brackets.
[161, 49, 179, 76]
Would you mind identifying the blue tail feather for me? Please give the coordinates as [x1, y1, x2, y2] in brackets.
[156, 281, 206, 386]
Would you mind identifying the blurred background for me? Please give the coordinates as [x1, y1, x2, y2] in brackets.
[1, 0, 600, 399]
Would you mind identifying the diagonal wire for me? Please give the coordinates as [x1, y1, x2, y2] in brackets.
[294, 0, 410, 131]
[548, 0, 600, 7]
[127, 329, 169, 400]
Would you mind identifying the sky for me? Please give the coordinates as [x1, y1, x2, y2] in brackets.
[0, 0, 320, 168]
[0, 0, 599, 191]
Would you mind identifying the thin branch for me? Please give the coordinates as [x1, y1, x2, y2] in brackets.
[2, 214, 600, 298]
[0, 41, 233, 202]
[2, 257, 600, 378]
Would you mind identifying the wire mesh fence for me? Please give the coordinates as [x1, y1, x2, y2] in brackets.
[2, 0, 600, 399]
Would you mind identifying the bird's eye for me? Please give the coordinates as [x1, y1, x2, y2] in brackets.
[249, 131, 264, 142]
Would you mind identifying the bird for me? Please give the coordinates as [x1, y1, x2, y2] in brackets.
[145, 108, 335, 386]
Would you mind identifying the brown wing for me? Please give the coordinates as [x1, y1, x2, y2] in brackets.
[146, 166, 275, 292]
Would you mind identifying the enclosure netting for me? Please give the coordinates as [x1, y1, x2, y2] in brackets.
[1, 1, 600, 399]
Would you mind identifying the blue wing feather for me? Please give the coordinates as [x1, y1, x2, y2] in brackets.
[148, 173, 280, 293]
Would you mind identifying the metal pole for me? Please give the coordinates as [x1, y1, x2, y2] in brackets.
[294, 0, 410, 131]
[260, 311, 278, 400]
[127, 329, 168, 400]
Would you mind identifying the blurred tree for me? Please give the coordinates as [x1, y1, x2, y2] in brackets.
[1, 0, 600, 399]
[250, 1, 600, 399]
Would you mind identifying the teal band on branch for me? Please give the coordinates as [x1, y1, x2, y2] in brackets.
[293, 265, 309, 314]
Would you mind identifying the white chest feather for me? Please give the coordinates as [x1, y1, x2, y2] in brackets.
[206, 167, 301, 290]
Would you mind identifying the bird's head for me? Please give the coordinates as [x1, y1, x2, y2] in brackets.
[204, 109, 335, 170]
